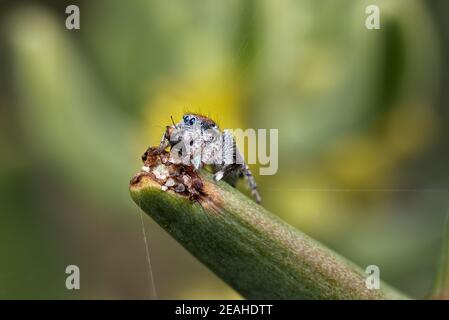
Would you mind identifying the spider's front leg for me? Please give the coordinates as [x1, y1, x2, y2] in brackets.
[157, 125, 174, 152]
[141, 126, 173, 161]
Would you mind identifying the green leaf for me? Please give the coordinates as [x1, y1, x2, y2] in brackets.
[431, 210, 449, 299]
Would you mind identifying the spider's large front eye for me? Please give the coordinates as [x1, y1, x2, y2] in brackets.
[183, 115, 190, 124]
[189, 117, 196, 125]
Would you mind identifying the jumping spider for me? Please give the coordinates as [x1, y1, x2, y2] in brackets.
[145, 113, 261, 203]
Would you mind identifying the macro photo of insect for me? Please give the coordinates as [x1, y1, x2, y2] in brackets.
[1, 0, 449, 310]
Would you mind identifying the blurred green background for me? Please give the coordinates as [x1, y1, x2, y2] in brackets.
[0, 0, 448, 299]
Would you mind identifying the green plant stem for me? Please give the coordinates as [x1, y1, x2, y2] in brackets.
[130, 171, 408, 300]
[431, 210, 449, 299]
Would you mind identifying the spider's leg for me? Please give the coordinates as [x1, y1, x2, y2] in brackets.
[235, 139, 261, 203]
[214, 162, 261, 204]
[242, 162, 262, 204]
[157, 126, 172, 152]
[214, 164, 240, 185]
[213, 164, 236, 181]
[213, 131, 262, 203]
[213, 130, 239, 182]
[141, 129, 170, 161]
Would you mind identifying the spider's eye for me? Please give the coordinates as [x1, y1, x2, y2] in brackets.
[183, 115, 190, 124]
[189, 117, 196, 125]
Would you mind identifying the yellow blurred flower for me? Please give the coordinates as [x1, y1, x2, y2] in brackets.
[140, 70, 246, 147]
